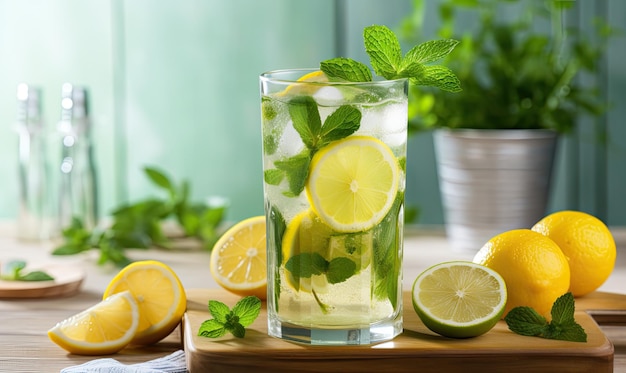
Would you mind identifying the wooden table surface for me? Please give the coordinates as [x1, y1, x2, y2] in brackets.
[1, 224, 625, 373]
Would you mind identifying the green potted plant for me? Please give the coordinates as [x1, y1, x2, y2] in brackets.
[401, 0, 612, 252]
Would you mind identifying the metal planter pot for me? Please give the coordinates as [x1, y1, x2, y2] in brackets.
[433, 128, 558, 253]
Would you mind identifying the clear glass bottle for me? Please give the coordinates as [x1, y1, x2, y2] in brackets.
[57, 83, 98, 231]
[15, 84, 50, 241]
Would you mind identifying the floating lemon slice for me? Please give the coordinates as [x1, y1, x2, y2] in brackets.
[48, 291, 139, 355]
[103, 260, 187, 346]
[279, 70, 329, 97]
[210, 216, 267, 299]
[306, 135, 399, 232]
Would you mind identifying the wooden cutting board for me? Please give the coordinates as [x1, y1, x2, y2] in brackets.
[182, 288, 626, 373]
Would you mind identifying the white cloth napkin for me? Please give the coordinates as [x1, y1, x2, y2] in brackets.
[60, 350, 188, 373]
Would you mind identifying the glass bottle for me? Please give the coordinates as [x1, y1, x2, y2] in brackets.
[57, 83, 98, 231]
[15, 84, 50, 241]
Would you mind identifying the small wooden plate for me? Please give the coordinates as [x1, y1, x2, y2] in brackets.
[0, 264, 85, 299]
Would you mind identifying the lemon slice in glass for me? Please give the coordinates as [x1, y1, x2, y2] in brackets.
[412, 261, 507, 339]
[306, 135, 399, 233]
[281, 209, 333, 292]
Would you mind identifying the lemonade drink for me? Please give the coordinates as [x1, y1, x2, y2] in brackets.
[260, 69, 408, 345]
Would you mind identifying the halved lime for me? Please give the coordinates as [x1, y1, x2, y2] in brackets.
[412, 261, 507, 338]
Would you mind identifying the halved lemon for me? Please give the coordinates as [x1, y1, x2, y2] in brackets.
[210, 216, 267, 299]
[412, 261, 507, 339]
[48, 291, 139, 355]
[306, 135, 400, 232]
[103, 260, 186, 346]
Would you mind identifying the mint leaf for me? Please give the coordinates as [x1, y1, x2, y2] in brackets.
[230, 323, 246, 338]
[505, 306, 548, 336]
[551, 292, 576, 325]
[364, 25, 403, 80]
[403, 39, 460, 64]
[318, 105, 361, 148]
[198, 319, 226, 338]
[232, 296, 261, 327]
[285, 252, 327, 282]
[274, 150, 311, 197]
[199, 297, 262, 339]
[544, 321, 587, 342]
[289, 96, 322, 150]
[145, 167, 175, 196]
[326, 257, 356, 284]
[19, 271, 54, 281]
[505, 292, 587, 342]
[263, 169, 284, 185]
[208, 300, 230, 324]
[409, 65, 462, 92]
[1, 260, 55, 282]
[275, 101, 361, 198]
[321, 57, 372, 82]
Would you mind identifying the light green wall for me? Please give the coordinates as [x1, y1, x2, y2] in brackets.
[1, 0, 625, 227]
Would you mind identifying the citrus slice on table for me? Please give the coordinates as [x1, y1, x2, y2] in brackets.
[412, 261, 507, 339]
[103, 260, 186, 346]
[306, 135, 400, 232]
[210, 216, 267, 299]
[48, 291, 139, 355]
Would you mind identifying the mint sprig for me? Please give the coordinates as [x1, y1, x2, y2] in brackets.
[0, 260, 54, 282]
[197, 296, 261, 339]
[264, 98, 360, 197]
[504, 292, 587, 342]
[320, 25, 461, 92]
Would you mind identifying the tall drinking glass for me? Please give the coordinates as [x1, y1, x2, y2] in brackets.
[260, 69, 408, 345]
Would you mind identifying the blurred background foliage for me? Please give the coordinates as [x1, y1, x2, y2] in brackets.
[0, 0, 625, 231]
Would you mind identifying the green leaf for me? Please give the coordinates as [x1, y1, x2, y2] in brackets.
[264, 169, 284, 186]
[229, 322, 247, 338]
[198, 319, 226, 338]
[326, 257, 356, 284]
[320, 57, 372, 82]
[550, 292, 576, 326]
[19, 271, 54, 281]
[364, 25, 403, 79]
[288, 96, 322, 150]
[285, 252, 328, 282]
[318, 105, 361, 148]
[505, 306, 549, 336]
[409, 65, 462, 92]
[274, 150, 311, 197]
[544, 321, 587, 342]
[232, 296, 262, 327]
[403, 39, 460, 64]
[208, 300, 230, 324]
[144, 167, 174, 194]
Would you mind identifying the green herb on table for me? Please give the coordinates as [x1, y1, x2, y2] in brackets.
[0, 260, 54, 282]
[505, 292, 587, 342]
[52, 166, 227, 268]
[197, 296, 261, 338]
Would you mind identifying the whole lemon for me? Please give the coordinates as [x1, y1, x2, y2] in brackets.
[531, 210, 616, 297]
[473, 229, 570, 319]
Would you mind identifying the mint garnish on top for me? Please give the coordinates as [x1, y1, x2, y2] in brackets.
[321, 25, 461, 92]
